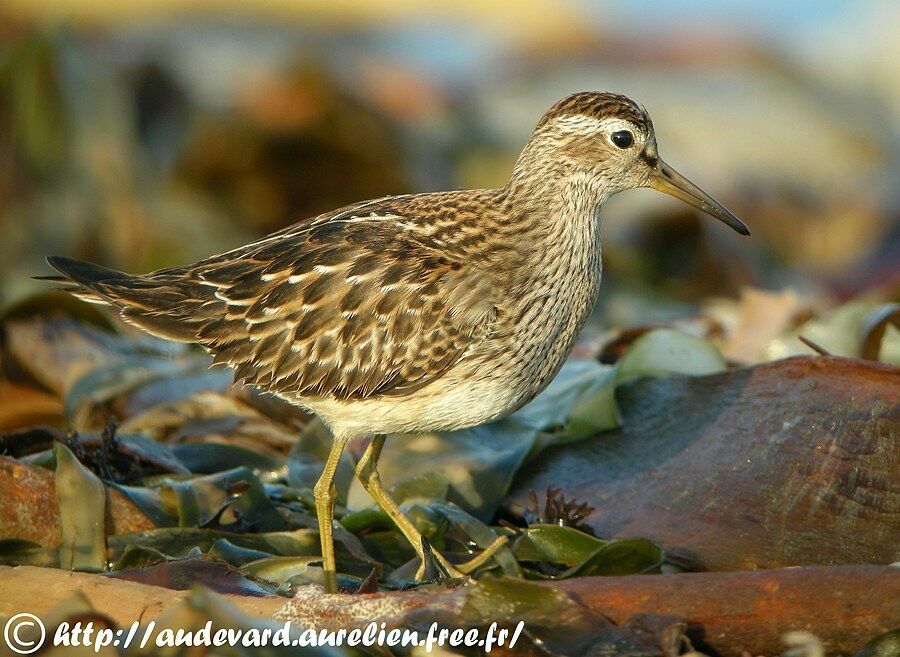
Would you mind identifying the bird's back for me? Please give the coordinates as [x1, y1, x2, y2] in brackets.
[46, 183, 602, 431]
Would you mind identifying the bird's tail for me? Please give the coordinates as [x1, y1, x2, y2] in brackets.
[41, 256, 129, 305]
[41, 256, 207, 342]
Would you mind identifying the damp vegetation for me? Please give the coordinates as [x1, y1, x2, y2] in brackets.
[0, 290, 897, 656]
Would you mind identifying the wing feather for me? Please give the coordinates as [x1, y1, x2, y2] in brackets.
[170, 214, 497, 400]
[49, 200, 499, 401]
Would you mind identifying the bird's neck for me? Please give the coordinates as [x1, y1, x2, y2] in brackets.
[497, 167, 605, 293]
[504, 160, 606, 250]
[505, 143, 612, 229]
[488, 164, 605, 397]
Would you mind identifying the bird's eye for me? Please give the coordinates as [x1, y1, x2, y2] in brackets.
[611, 130, 634, 149]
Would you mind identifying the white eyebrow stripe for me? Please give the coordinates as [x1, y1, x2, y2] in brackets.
[551, 115, 641, 137]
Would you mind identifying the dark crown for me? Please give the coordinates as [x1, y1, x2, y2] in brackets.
[537, 92, 652, 133]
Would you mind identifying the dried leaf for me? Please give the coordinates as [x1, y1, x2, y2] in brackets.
[0, 381, 63, 430]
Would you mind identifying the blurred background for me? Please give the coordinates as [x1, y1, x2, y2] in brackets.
[1, 0, 898, 335]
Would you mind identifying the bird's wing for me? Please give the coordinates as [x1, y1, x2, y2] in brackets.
[58, 211, 499, 401]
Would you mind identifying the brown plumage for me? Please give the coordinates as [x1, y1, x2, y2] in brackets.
[45, 92, 748, 590]
[47, 191, 503, 402]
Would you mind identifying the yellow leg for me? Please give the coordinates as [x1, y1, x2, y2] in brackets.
[313, 433, 349, 593]
[355, 436, 508, 581]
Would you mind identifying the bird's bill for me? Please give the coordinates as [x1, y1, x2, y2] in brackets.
[649, 161, 750, 236]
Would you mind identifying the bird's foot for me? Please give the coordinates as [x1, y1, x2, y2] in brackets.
[455, 535, 508, 575]
[415, 536, 468, 583]
[413, 534, 508, 583]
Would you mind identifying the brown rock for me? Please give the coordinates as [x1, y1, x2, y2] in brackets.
[508, 356, 900, 570]
[272, 566, 899, 656]
[0, 565, 283, 622]
[1, 565, 896, 656]
[557, 565, 900, 656]
[0, 456, 154, 547]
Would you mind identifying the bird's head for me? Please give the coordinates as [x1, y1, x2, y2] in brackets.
[515, 91, 749, 235]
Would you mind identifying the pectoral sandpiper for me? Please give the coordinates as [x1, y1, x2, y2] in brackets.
[44, 92, 748, 591]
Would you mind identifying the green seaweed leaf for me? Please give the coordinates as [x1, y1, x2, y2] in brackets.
[616, 328, 727, 381]
[566, 537, 663, 577]
[207, 538, 275, 566]
[107, 527, 320, 561]
[0, 539, 59, 567]
[242, 555, 321, 587]
[171, 442, 284, 475]
[112, 544, 173, 569]
[118, 467, 286, 532]
[513, 524, 663, 579]
[512, 524, 605, 566]
[53, 442, 107, 572]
